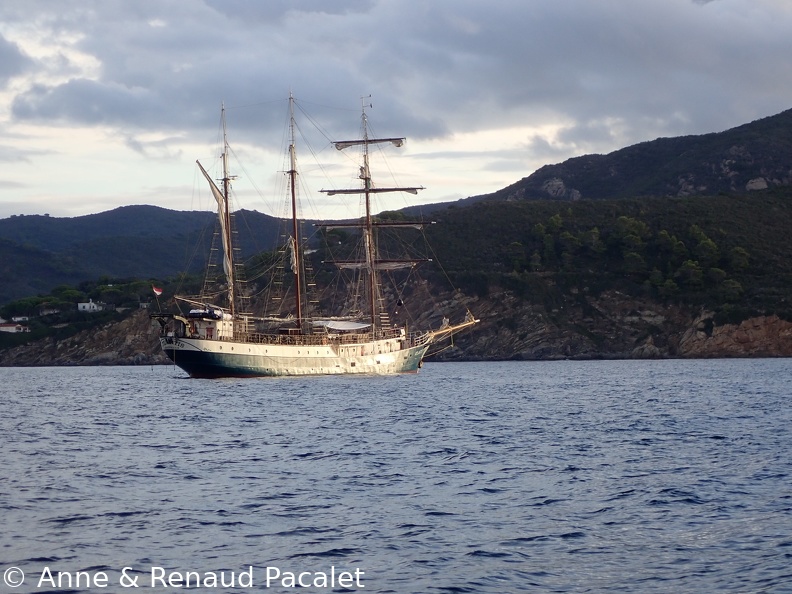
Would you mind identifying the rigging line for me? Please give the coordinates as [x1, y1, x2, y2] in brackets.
[291, 118, 345, 219]
[426, 341, 455, 359]
[294, 97, 358, 114]
[368, 128, 421, 215]
[420, 225, 473, 316]
[291, 113, 362, 220]
[294, 100, 339, 146]
[248, 259, 280, 282]
[224, 143, 282, 224]
[222, 98, 285, 111]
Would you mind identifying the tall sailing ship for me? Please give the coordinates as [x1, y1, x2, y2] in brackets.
[152, 96, 477, 378]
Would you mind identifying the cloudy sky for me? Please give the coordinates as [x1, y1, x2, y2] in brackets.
[1, 0, 791, 220]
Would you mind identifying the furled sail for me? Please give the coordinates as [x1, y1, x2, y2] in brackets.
[333, 137, 405, 150]
[324, 257, 431, 270]
[323, 186, 423, 196]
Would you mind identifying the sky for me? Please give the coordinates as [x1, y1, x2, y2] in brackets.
[1, 0, 791, 221]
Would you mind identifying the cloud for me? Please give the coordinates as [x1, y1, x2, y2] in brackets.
[0, 0, 791, 219]
[6, 0, 792, 139]
[0, 33, 33, 83]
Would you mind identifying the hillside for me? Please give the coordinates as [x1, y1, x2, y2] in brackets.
[480, 108, 792, 203]
[423, 187, 792, 310]
[0, 205, 211, 252]
[0, 205, 288, 303]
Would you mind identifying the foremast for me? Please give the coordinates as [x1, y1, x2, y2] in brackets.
[321, 98, 425, 334]
[196, 104, 237, 323]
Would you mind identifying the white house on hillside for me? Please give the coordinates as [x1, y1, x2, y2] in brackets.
[0, 322, 31, 333]
[78, 299, 105, 312]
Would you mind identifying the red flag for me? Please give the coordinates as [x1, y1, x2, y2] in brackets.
[152, 285, 163, 296]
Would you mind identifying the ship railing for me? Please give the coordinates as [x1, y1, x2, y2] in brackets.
[227, 327, 412, 347]
[408, 331, 432, 347]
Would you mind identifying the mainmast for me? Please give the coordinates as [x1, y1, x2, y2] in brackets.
[288, 93, 303, 327]
[196, 103, 237, 320]
[360, 102, 377, 330]
[321, 98, 425, 334]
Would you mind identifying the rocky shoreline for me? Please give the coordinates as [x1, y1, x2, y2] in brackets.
[0, 309, 167, 367]
[0, 294, 790, 368]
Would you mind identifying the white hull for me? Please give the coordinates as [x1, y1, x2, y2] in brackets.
[160, 334, 431, 378]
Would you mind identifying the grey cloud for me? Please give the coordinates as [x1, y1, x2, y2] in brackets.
[203, 0, 375, 20]
[3, 0, 792, 168]
[123, 134, 184, 160]
[12, 79, 160, 126]
[0, 34, 33, 84]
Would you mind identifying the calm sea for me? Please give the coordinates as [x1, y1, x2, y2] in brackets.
[1, 360, 791, 593]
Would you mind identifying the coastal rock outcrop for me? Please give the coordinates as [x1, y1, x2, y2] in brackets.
[0, 309, 167, 367]
[677, 313, 792, 357]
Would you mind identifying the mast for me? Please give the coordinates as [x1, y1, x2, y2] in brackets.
[320, 97, 425, 335]
[221, 105, 236, 320]
[361, 101, 377, 331]
[288, 93, 303, 327]
[196, 103, 237, 321]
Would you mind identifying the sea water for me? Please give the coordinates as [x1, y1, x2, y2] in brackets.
[1, 360, 791, 593]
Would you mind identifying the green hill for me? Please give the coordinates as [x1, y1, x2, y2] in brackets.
[423, 188, 792, 317]
[479, 108, 792, 203]
[0, 205, 287, 303]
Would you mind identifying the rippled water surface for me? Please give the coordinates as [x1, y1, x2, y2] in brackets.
[2, 360, 792, 593]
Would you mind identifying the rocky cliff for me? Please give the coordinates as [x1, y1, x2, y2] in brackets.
[676, 313, 792, 358]
[0, 309, 167, 366]
[430, 287, 792, 362]
[0, 294, 790, 367]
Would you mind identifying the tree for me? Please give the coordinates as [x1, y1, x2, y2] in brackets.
[675, 260, 704, 289]
[659, 278, 679, 298]
[504, 242, 525, 272]
[649, 268, 665, 287]
[694, 238, 720, 268]
[707, 267, 727, 285]
[547, 213, 563, 233]
[615, 216, 650, 241]
[623, 251, 647, 275]
[719, 279, 744, 302]
[689, 224, 709, 244]
[543, 234, 557, 267]
[529, 250, 542, 272]
[51, 285, 86, 304]
[729, 247, 750, 272]
[559, 231, 580, 255]
[612, 216, 650, 259]
[0, 296, 48, 318]
[580, 227, 605, 256]
[671, 237, 689, 266]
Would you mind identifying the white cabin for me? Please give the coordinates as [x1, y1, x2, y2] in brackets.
[78, 299, 105, 313]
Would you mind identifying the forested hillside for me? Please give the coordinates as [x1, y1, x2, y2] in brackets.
[423, 189, 791, 322]
[0, 205, 286, 303]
